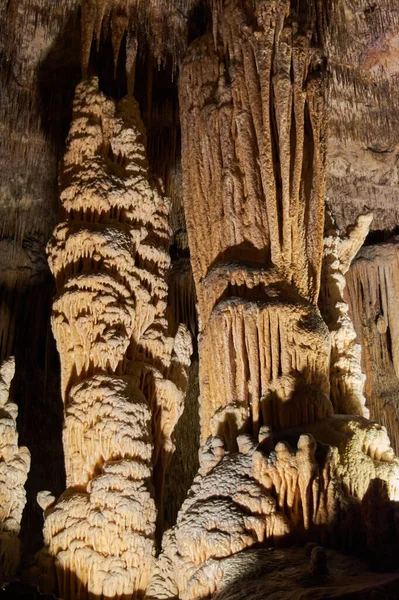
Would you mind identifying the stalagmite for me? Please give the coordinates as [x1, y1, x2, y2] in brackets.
[147, 419, 399, 600]
[0, 357, 31, 582]
[42, 76, 191, 600]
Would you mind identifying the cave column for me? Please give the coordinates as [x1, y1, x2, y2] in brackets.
[42, 76, 190, 600]
[179, 0, 332, 446]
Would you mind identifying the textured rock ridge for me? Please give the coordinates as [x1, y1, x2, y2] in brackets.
[320, 213, 372, 418]
[42, 77, 191, 600]
[0, 357, 31, 582]
[179, 0, 330, 446]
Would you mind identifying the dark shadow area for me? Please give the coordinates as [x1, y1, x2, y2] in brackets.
[206, 243, 272, 274]
[12, 277, 65, 567]
[0, 582, 58, 600]
[37, 10, 81, 157]
[209, 545, 399, 600]
[364, 226, 399, 246]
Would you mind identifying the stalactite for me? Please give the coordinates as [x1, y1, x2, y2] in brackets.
[179, 0, 329, 445]
[80, 0, 198, 78]
[0, 357, 31, 582]
[41, 77, 191, 600]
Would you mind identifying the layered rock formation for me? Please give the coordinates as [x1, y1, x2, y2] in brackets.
[41, 76, 191, 599]
[141, 2, 399, 598]
[0, 357, 30, 582]
[320, 213, 372, 418]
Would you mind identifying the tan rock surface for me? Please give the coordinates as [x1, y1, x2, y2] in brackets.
[148, 418, 399, 600]
[179, 0, 330, 447]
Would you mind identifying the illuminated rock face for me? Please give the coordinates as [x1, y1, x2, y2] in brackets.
[43, 77, 191, 600]
[320, 213, 372, 418]
[147, 419, 399, 600]
[0, 357, 30, 582]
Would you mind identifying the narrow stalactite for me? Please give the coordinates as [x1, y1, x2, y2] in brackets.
[0, 357, 31, 582]
[39, 76, 191, 600]
[80, 0, 199, 78]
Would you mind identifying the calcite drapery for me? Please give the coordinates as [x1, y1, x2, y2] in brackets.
[43, 77, 191, 599]
[0, 357, 30, 582]
[179, 0, 330, 445]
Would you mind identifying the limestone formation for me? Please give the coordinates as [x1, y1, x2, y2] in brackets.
[79, 0, 199, 76]
[179, 0, 330, 446]
[0, 357, 31, 582]
[147, 420, 399, 600]
[138, 1, 399, 597]
[43, 76, 191, 599]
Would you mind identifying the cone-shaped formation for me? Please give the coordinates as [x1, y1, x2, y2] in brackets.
[179, 0, 329, 445]
[0, 357, 31, 582]
[43, 77, 191, 600]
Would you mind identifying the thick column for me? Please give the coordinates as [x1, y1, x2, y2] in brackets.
[42, 77, 190, 600]
[179, 0, 331, 445]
